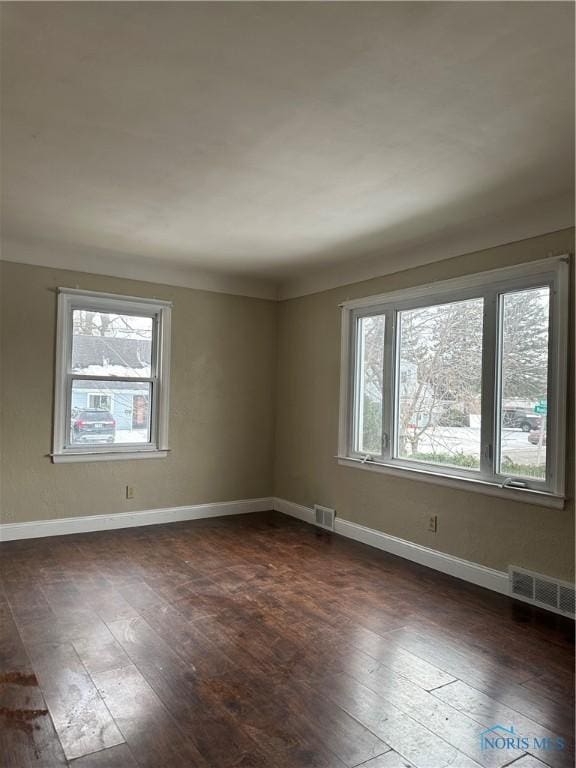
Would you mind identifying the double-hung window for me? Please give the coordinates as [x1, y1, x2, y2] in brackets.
[52, 289, 172, 462]
[339, 256, 569, 507]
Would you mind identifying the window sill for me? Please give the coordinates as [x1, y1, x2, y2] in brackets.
[52, 449, 169, 464]
[336, 456, 565, 509]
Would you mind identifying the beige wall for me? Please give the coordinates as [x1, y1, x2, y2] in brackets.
[0, 261, 277, 523]
[274, 228, 575, 580]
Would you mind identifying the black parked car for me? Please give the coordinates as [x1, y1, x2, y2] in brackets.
[71, 409, 116, 443]
[502, 408, 541, 432]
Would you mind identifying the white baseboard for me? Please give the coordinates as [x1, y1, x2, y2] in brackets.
[0, 497, 275, 542]
[273, 497, 316, 524]
[273, 497, 508, 596]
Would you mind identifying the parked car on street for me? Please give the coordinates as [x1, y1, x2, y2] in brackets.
[527, 430, 546, 446]
[502, 408, 541, 432]
[71, 409, 116, 443]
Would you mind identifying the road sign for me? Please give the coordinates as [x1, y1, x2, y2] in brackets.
[534, 400, 547, 415]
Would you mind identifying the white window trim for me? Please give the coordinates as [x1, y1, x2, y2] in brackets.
[52, 288, 172, 463]
[338, 255, 570, 508]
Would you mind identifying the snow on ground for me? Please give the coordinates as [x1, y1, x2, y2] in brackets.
[74, 364, 151, 377]
[114, 429, 149, 443]
[406, 427, 545, 466]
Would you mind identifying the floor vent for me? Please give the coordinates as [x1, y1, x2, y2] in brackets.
[509, 566, 575, 618]
[314, 505, 335, 531]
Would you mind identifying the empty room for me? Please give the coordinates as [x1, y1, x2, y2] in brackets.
[0, 2, 574, 767]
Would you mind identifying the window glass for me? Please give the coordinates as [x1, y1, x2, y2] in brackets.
[71, 310, 153, 377]
[499, 287, 549, 480]
[355, 314, 385, 454]
[396, 297, 484, 470]
[70, 380, 151, 446]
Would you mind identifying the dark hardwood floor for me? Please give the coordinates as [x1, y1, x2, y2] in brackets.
[0, 511, 573, 768]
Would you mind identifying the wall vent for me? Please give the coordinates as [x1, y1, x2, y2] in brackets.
[509, 566, 575, 618]
[559, 586, 575, 615]
[314, 505, 335, 531]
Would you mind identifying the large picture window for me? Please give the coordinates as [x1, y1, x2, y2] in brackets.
[338, 257, 569, 506]
[52, 289, 172, 462]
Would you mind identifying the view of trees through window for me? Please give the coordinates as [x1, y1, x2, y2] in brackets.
[397, 297, 483, 469]
[356, 288, 550, 478]
[356, 314, 385, 454]
[499, 287, 549, 479]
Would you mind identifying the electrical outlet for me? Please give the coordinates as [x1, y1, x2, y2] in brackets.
[428, 515, 438, 533]
[126, 485, 135, 500]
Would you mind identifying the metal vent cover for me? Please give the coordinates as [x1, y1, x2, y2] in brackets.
[559, 586, 575, 615]
[314, 504, 335, 531]
[534, 579, 558, 609]
[509, 566, 575, 618]
[511, 570, 534, 599]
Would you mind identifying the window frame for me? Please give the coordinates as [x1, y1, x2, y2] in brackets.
[338, 256, 569, 508]
[52, 288, 172, 463]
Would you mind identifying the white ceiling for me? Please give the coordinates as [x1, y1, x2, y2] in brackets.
[1, 2, 574, 299]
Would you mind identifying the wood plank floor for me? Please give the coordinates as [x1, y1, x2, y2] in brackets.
[0, 511, 573, 768]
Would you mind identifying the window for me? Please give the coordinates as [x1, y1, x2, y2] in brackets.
[88, 393, 112, 411]
[339, 257, 569, 506]
[53, 289, 172, 462]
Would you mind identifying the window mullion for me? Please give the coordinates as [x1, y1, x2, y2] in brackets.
[480, 290, 498, 480]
